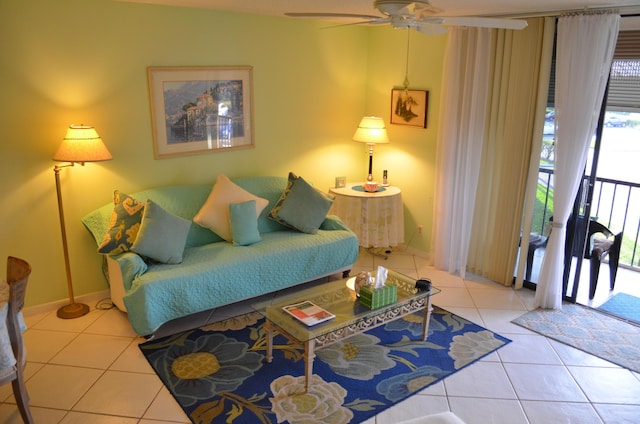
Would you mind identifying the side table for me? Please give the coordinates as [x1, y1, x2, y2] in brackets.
[329, 183, 404, 249]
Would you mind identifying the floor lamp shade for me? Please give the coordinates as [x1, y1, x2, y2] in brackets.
[353, 116, 389, 182]
[54, 125, 112, 319]
[54, 125, 113, 163]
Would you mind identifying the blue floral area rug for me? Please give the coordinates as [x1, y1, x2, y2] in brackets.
[140, 307, 511, 424]
[512, 303, 640, 373]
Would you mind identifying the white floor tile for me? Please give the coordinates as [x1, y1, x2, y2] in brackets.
[26, 364, 104, 409]
[23, 328, 77, 363]
[504, 363, 589, 402]
[432, 287, 475, 308]
[143, 386, 190, 422]
[443, 361, 517, 399]
[478, 309, 534, 334]
[110, 339, 155, 373]
[449, 397, 529, 424]
[593, 403, 640, 424]
[468, 288, 527, 310]
[520, 400, 603, 424]
[84, 307, 138, 337]
[73, 370, 163, 417]
[568, 366, 640, 404]
[59, 411, 139, 423]
[31, 308, 105, 333]
[497, 334, 563, 365]
[375, 394, 450, 424]
[51, 333, 134, 369]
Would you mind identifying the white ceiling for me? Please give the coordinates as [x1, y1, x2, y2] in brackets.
[118, 0, 640, 21]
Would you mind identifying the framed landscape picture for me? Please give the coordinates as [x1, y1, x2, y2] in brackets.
[147, 66, 254, 159]
[390, 89, 428, 128]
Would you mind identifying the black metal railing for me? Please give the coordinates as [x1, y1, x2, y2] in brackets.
[531, 167, 640, 270]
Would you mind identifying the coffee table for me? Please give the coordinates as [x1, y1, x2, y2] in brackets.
[252, 269, 440, 392]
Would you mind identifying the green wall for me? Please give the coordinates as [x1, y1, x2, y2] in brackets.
[0, 0, 446, 308]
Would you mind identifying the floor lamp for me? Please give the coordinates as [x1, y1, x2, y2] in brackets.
[352, 116, 390, 182]
[53, 125, 112, 319]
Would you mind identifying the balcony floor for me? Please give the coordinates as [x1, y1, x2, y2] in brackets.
[525, 249, 640, 308]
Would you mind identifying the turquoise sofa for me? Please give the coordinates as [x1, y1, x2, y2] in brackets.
[82, 176, 359, 336]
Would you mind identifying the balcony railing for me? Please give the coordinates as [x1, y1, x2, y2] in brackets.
[532, 167, 640, 270]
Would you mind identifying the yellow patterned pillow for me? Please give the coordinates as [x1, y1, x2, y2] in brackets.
[97, 190, 145, 255]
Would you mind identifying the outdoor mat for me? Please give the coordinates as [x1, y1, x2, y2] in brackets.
[597, 293, 640, 326]
[512, 303, 640, 373]
[140, 306, 511, 423]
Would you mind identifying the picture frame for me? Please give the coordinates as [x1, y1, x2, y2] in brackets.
[390, 89, 428, 128]
[147, 66, 254, 159]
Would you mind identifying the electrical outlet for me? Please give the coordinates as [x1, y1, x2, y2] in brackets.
[417, 225, 423, 234]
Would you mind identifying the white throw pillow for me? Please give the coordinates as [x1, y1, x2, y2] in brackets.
[194, 174, 268, 242]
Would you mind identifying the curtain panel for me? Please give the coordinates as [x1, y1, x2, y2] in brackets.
[534, 12, 620, 309]
[467, 18, 553, 286]
[431, 27, 492, 277]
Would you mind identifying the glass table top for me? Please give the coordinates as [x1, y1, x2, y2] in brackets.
[252, 269, 440, 342]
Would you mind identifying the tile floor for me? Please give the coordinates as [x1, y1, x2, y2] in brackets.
[2, 249, 639, 423]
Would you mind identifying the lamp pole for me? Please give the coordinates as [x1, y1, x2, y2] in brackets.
[54, 163, 90, 319]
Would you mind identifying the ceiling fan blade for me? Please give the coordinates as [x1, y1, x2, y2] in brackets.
[439, 16, 528, 30]
[285, 12, 382, 20]
[323, 18, 391, 29]
[414, 22, 449, 35]
[413, 1, 443, 18]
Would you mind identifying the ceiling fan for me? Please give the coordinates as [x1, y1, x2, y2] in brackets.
[285, 0, 528, 35]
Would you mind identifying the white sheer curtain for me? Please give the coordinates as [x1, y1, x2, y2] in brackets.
[431, 28, 492, 277]
[534, 12, 620, 309]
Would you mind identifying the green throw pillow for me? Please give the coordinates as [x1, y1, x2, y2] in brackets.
[131, 200, 191, 264]
[272, 175, 334, 234]
[229, 200, 262, 246]
[268, 171, 299, 229]
[97, 190, 145, 255]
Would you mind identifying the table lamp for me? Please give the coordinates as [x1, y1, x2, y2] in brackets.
[353, 116, 389, 182]
[53, 125, 112, 319]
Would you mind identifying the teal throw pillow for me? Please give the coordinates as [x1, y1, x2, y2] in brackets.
[131, 200, 191, 264]
[268, 171, 299, 228]
[274, 176, 334, 234]
[98, 190, 145, 255]
[229, 200, 262, 246]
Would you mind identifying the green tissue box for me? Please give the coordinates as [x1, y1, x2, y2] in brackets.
[359, 284, 398, 309]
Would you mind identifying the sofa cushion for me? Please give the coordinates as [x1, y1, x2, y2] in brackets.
[229, 200, 262, 246]
[97, 190, 145, 255]
[194, 174, 269, 242]
[131, 200, 191, 264]
[269, 173, 334, 234]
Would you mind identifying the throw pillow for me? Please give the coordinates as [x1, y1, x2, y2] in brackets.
[131, 200, 191, 264]
[229, 200, 262, 246]
[270, 175, 334, 234]
[267, 171, 299, 228]
[97, 190, 145, 255]
[193, 174, 269, 242]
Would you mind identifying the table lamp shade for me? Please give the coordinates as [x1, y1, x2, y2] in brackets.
[352, 116, 389, 144]
[53, 125, 112, 163]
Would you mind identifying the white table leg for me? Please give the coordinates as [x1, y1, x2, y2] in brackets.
[422, 296, 433, 341]
[303, 339, 316, 392]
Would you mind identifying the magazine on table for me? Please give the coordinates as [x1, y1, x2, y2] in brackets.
[282, 301, 335, 326]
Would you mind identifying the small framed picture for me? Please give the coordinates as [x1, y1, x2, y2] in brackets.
[335, 176, 346, 188]
[390, 89, 428, 128]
